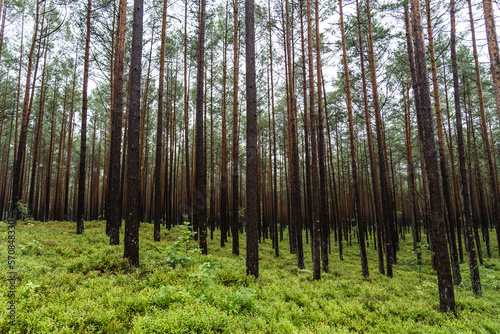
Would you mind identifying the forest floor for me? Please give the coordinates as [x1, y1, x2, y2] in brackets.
[0, 219, 499, 333]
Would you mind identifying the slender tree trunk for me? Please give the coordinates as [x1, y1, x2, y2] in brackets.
[268, 1, 279, 256]
[450, 0, 481, 296]
[299, 0, 313, 259]
[285, 0, 304, 269]
[472, 0, 500, 256]
[482, 0, 500, 122]
[313, 0, 329, 273]
[404, 73, 419, 255]
[305, 0, 321, 280]
[154, 0, 168, 241]
[411, 0, 456, 313]
[339, 0, 368, 277]
[184, 0, 192, 224]
[11, 0, 40, 220]
[245, 0, 258, 278]
[65, 54, 78, 221]
[45, 84, 57, 221]
[425, 0, 461, 285]
[77, 0, 92, 234]
[28, 41, 48, 216]
[220, 0, 229, 247]
[357, 0, 383, 273]
[232, 0, 240, 255]
[195, 0, 207, 254]
[124, 0, 143, 267]
[366, 0, 393, 276]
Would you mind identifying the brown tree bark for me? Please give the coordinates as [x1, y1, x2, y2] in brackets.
[410, 0, 456, 313]
[220, 0, 229, 246]
[77, 0, 92, 234]
[44, 84, 58, 221]
[306, 0, 321, 280]
[366, 0, 393, 276]
[11, 0, 41, 220]
[339, 0, 368, 278]
[268, 1, 279, 255]
[195, 0, 207, 254]
[450, 0, 481, 296]
[65, 54, 78, 221]
[482, 0, 500, 122]
[28, 40, 48, 217]
[232, 0, 240, 255]
[245, 0, 258, 278]
[314, 0, 329, 273]
[183, 0, 192, 224]
[154, 0, 168, 241]
[425, 0, 461, 285]
[123, 0, 143, 267]
[471, 0, 500, 256]
[285, 0, 304, 269]
[357, 0, 383, 273]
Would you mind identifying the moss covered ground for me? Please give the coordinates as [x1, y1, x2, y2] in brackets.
[0, 220, 499, 333]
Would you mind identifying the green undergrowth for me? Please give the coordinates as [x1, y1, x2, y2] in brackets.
[0, 220, 499, 333]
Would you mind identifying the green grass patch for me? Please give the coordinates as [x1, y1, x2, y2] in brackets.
[0, 220, 499, 333]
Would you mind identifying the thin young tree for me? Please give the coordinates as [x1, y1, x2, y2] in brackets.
[77, 0, 92, 234]
[232, 0, 240, 255]
[183, 0, 192, 224]
[220, 0, 229, 246]
[195, 0, 207, 254]
[154, 0, 168, 242]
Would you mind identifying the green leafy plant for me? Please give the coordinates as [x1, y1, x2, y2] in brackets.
[165, 222, 201, 268]
[226, 288, 256, 314]
[19, 239, 44, 255]
[401, 242, 432, 284]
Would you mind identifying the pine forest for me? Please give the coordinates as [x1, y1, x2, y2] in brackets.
[1, 0, 500, 332]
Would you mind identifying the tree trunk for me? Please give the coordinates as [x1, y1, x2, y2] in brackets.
[339, 0, 368, 278]
[285, 0, 304, 269]
[425, 0, 461, 286]
[357, 0, 383, 273]
[154, 0, 168, 241]
[184, 0, 192, 225]
[124, 0, 143, 267]
[482, 0, 500, 122]
[410, 0, 456, 313]
[77, 0, 92, 234]
[450, 0, 481, 297]
[366, 0, 393, 276]
[11, 0, 41, 220]
[245, 0, 258, 278]
[108, 0, 127, 244]
[232, 0, 240, 255]
[472, 0, 500, 256]
[195, 0, 207, 254]
[220, 0, 229, 246]
[305, 0, 321, 280]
